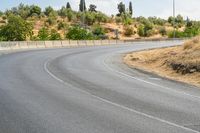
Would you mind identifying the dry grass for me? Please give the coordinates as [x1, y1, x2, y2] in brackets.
[124, 37, 200, 87]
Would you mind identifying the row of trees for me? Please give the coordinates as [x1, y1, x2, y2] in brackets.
[0, 1, 200, 41]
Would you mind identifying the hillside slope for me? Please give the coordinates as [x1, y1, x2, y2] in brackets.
[124, 37, 200, 87]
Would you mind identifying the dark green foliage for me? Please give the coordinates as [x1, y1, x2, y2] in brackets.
[30, 5, 41, 16]
[44, 6, 54, 16]
[37, 27, 49, 40]
[66, 25, 94, 40]
[89, 4, 97, 12]
[129, 2, 133, 16]
[66, 2, 71, 9]
[168, 14, 184, 27]
[49, 29, 61, 40]
[138, 21, 154, 37]
[117, 2, 125, 16]
[79, 0, 86, 12]
[183, 21, 200, 37]
[0, 15, 33, 41]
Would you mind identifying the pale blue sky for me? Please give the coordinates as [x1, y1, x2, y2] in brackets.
[0, 0, 199, 20]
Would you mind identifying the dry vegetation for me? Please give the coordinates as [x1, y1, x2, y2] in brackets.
[124, 36, 200, 87]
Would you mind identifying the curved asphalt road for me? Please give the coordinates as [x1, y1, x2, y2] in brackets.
[0, 41, 200, 133]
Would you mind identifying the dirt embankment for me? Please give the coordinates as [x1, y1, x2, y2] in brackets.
[124, 37, 200, 87]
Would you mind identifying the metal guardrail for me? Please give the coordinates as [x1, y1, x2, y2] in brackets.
[0, 38, 186, 51]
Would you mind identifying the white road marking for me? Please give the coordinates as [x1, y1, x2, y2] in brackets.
[103, 56, 200, 102]
[44, 57, 199, 133]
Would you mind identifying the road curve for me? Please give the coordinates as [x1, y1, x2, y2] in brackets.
[0, 41, 200, 133]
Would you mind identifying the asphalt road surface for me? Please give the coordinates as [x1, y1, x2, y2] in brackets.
[1, 41, 200, 133]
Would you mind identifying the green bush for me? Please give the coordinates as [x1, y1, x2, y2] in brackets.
[138, 22, 154, 37]
[0, 15, 33, 41]
[37, 27, 49, 40]
[49, 29, 61, 40]
[138, 24, 145, 37]
[66, 25, 94, 40]
[168, 30, 184, 38]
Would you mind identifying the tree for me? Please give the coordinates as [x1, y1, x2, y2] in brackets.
[30, 5, 41, 16]
[129, 1, 133, 16]
[37, 27, 49, 40]
[0, 15, 33, 41]
[168, 16, 175, 24]
[117, 2, 125, 16]
[176, 14, 184, 23]
[44, 6, 54, 16]
[89, 4, 97, 12]
[79, 0, 86, 12]
[17, 3, 31, 19]
[66, 2, 71, 9]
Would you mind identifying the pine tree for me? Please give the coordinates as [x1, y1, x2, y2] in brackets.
[66, 2, 71, 9]
[79, 0, 86, 12]
[129, 1, 133, 16]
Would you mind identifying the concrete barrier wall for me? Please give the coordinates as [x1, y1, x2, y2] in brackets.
[0, 38, 186, 51]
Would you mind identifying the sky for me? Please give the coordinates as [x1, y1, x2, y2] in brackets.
[0, 0, 200, 20]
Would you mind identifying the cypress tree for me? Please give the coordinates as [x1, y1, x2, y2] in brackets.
[129, 1, 133, 16]
[79, 0, 86, 12]
[66, 2, 71, 9]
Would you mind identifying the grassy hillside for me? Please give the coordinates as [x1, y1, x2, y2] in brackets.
[0, 3, 200, 41]
[124, 37, 200, 87]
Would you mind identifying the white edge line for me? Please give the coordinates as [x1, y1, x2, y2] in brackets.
[44, 58, 199, 133]
[103, 55, 200, 101]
